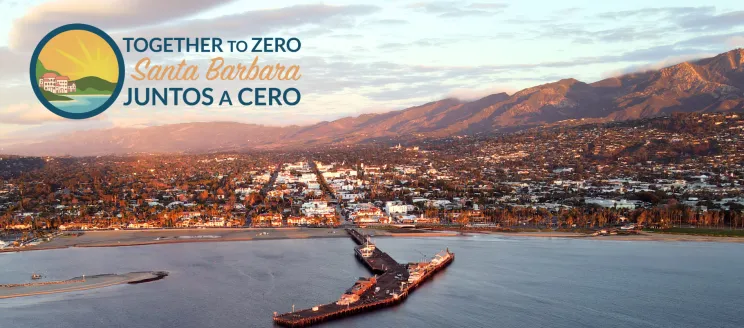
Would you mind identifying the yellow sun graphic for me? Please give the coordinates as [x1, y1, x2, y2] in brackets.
[38, 30, 118, 83]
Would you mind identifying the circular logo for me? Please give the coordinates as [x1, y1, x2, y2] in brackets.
[30, 24, 124, 119]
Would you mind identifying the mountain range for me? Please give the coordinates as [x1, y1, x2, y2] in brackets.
[9, 49, 744, 156]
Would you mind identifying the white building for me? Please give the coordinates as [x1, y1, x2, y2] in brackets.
[39, 73, 76, 94]
[384, 201, 408, 215]
[301, 200, 335, 216]
[584, 198, 639, 209]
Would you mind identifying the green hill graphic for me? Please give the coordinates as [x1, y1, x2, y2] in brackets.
[35, 60, 60, 80]
[72, 76, 116, 95]
[36, 60, 117, 101]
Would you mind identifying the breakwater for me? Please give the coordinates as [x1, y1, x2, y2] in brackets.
[0, 271, 169, 299]
[0, 278, 85, 288]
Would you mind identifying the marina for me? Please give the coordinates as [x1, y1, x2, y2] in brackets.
[273, 229, 454, 327]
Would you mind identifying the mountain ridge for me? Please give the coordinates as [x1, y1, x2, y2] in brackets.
[7, 49, 744, 156]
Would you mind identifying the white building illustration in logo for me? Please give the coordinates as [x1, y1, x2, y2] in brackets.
[39, 72, 76, 94]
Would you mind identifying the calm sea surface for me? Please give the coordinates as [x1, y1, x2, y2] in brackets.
[52, 95, 109, 113]
[1, 235, 743, 328]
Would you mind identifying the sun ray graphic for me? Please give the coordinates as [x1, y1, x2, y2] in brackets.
[54, 48, 87, 68]
[37, 30, 118, 83]
[77, 36, 94, 64]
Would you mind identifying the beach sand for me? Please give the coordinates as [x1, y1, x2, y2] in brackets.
[2, 227, 461, 253]
[4, 228, 741, 254]
[6, 228, 348, 252]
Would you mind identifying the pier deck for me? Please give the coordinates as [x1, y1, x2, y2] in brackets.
[273, 229, 453, 327]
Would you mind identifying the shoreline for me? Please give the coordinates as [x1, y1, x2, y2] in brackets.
[0, 228, 460, 253]
[3, 228, 743, 254]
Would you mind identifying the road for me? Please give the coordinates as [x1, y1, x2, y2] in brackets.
[245, 163, 282, 226]
[308, 160, 350, 226]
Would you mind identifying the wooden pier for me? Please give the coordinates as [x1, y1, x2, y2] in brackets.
[273, 229, 454, 327]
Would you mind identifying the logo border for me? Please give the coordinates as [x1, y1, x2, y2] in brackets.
[29, 23, 124, 120]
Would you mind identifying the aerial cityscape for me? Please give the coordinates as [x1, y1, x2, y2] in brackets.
[2, 111, 743, 241]
[2, 1, 744, 328]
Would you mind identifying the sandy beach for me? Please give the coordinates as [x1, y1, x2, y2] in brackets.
[0, 271, 168, 299]
[3, 228, 346, 252]
[3, 228, 742, 254]
[0, 227, 461, 253]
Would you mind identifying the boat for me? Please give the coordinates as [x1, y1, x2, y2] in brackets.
[31, 273, 42, 280]
[620, 224, 636, 230]
[430, 250, 451, 266]
[356, 237, 376, 258]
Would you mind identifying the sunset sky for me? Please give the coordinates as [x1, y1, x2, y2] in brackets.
[0, 0, 743, 148]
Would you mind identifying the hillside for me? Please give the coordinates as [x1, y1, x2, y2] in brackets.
[72, 76, 116, 94]
[34, 60, 59, 81]
[7, 49, 744, 156]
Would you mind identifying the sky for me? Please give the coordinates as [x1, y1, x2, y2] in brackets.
[0, 0, 743, 148]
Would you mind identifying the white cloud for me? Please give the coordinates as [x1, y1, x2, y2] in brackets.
[445, 85, 515, 101]
[0, 103, 65, 124]
[9, 0, 236, 50]
[600, 52, 715, 78]
[10, 1, 380, 51]
[725, 36, 744, 48]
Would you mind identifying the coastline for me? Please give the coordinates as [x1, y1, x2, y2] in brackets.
[4, 228, 743, 254]
[0, 227, 460, 253]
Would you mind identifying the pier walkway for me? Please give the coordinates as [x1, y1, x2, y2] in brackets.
[273, 229, 453, 327]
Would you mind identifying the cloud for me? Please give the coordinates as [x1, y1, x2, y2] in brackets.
[0, 47, 30, 78]
[597, 6, 744, 32]
[597, 6, 715, 20]
[0, 117, 114, 147]
[10, 2, 379, 51]
[377, 39, 445, 50]
[127, 4, 380, 40]
[468, 3, 508, 10]
[445, 86, 515, 101]
[600, 52, 715, 78]
[363, 19, 409, 26]
[9, 0, 237, 51]
[532, 22, 669, 45]
[0, 103, 66, 124]
[407, 1, 506, 18]
[726, 36, 744, 48]
[677, 10, 744, 31]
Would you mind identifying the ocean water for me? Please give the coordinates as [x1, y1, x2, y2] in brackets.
[51, 95, 110, 113]
[1, 235, 742, 328]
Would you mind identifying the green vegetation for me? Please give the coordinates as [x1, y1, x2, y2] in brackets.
[648, 227, 744, 237]
[35, 60, 59, 81]
[71, 76, 116, 95]
[36, 60, 115, 96]
[41, 89, 72, 101]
